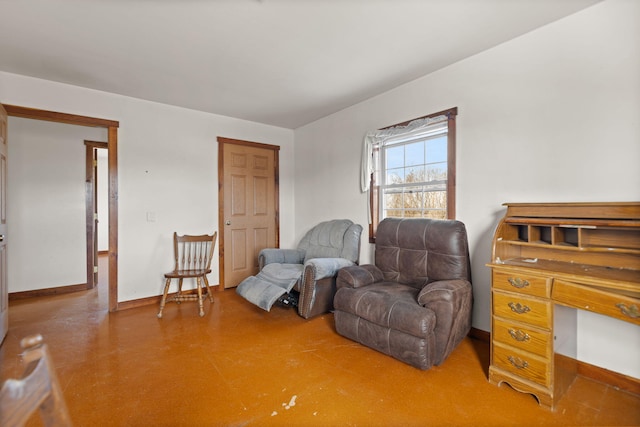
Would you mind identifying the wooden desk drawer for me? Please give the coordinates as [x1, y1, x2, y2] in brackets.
[493, 270, 551, 298]
[493, 291, 551, 329]
[493, 317, 550, 357]
[553, 280, 640, 326]
[493, 342, 550, 388]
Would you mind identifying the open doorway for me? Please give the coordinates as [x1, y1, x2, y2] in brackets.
[3, 104, 119, 312]
[85, 141, 108, 290]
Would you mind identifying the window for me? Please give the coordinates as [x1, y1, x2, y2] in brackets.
[366, 107, 457, 242]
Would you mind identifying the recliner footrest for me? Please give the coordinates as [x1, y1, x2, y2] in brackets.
[236, 276, 288, 311]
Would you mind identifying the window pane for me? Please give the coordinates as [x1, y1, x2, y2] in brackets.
[386, 145, 404, 169]
[384, 209, 403, 218]
[403, 186, 423, 210]
[405, 210, 422, 218]
[405, 141, 424, 167]
[386, 167, 405, 184]
[424, 210, 447, 219]
[383, 189, 402, 210]
[382, 187, 446, 219]
[426, 163, 447, 181]
[424, 190, 447, 210]
[426, 136, 447, 163]
[405, 165, 425, 183]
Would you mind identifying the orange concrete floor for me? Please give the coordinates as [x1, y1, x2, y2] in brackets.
[1, 257, 639, 426]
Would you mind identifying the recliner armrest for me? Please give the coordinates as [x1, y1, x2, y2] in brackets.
[417, 279, 471, 308]
[303, 258, 355, 281]
[259, 248, 305, 270]
[417, 279, 473, 366]
[336, 264, 384, 289]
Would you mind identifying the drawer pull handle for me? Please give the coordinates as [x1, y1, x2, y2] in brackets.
[508, 356, 529, 370]
[508, 302, 531, 314]
[508, 329, 530, 342]
[508, 277, 529, 289]
[616, 303, 639, 319]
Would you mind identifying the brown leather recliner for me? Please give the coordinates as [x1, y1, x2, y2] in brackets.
[333, 218, 472, 370]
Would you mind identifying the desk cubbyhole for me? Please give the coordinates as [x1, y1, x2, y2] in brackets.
[500, 223, 521, 241]
[529, 226, 552, 245]
[554, 227, 579, 247]
[540, 226, 552, 244]
[516, 225, 529, 242]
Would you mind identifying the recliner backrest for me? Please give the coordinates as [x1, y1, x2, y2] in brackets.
[375, 218, 471, 290]
[297, 219, 362, 264]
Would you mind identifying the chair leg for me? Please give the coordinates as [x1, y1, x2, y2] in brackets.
[196, 277, 205, 317]
[203, 276, 215, 303]
[176, 278, 184, 304]
[157, 277, 172, 318]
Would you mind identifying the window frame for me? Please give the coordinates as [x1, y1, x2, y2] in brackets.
[368, 107, 457, 243]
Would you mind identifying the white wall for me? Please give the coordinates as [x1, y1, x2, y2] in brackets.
[7, 118, 106, 291]
[0, 72, 295, 302]
[294, 0, 640, 377]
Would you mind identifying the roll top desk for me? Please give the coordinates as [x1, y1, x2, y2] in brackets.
[487, 202, 640, 410]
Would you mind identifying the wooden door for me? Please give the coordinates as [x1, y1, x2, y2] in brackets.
[0, 104, 8, 343]
[218, 138, 279, 289]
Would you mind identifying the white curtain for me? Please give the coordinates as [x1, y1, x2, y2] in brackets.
[360, 115, 448, 223]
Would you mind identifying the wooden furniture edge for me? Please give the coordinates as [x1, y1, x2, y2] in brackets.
[469, 327, 640, 396]
[502, 202, 640, 220]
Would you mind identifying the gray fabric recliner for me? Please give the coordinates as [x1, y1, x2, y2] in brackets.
[236, 219, 363, 319]
[333, 217, 472, 370]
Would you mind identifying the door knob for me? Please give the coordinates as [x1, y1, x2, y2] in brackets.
[225, 220, 231, 225]
[0, 235, 4, 242]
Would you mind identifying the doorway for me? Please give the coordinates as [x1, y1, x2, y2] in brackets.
[3, 104, 120, 312]
[85, 141, 108, 290]
[217, 137, 280, 289]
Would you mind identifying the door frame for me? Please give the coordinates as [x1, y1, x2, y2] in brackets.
[4, 104, 120, 312]
[217, 137, 280, 289]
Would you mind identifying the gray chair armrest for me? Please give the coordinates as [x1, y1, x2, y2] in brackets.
[297, 258, 354, 319]
[417, 279, 473, 365]
[259, 248, 305, 270]
[336, 264, 384, 290]
[303, 258, 355, 281]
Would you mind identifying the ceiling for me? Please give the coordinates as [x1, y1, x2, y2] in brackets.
[0, 0, 601, 129]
